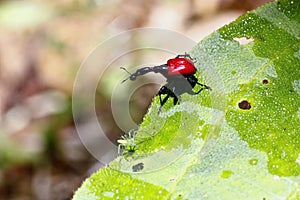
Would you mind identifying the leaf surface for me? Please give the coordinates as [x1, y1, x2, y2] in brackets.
[73, 0, 300, 199]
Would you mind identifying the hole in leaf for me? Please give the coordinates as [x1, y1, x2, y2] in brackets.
[262, 79, 269, 84]
[238, 100, 251, 110]
[233, 37, 254, 45]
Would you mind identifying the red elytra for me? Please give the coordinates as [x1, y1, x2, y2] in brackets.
[167, 57, 196, 76]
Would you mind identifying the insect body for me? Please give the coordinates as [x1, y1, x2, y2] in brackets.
[121, 54, 211, 111]
[117, 129, 137, 156]
[132, 162, 144, 172]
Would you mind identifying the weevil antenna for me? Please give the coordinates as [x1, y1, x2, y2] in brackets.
[120, 67, 132, 83]
[120, 67, 132, 75]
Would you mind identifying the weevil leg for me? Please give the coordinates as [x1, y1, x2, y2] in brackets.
[175, 53, 194, 61]
[173, 95, 179, 105]
[158, 94, 170, 113]
[196, 82, 212, 91]
[157, 85, 178, 113]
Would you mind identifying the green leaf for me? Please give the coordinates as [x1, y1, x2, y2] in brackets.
[73, 0, 300, 199]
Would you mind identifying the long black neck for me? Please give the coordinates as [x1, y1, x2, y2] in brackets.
[129, 64, 168, 80]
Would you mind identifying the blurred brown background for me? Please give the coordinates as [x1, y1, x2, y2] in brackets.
[0, 0, 271, 199]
